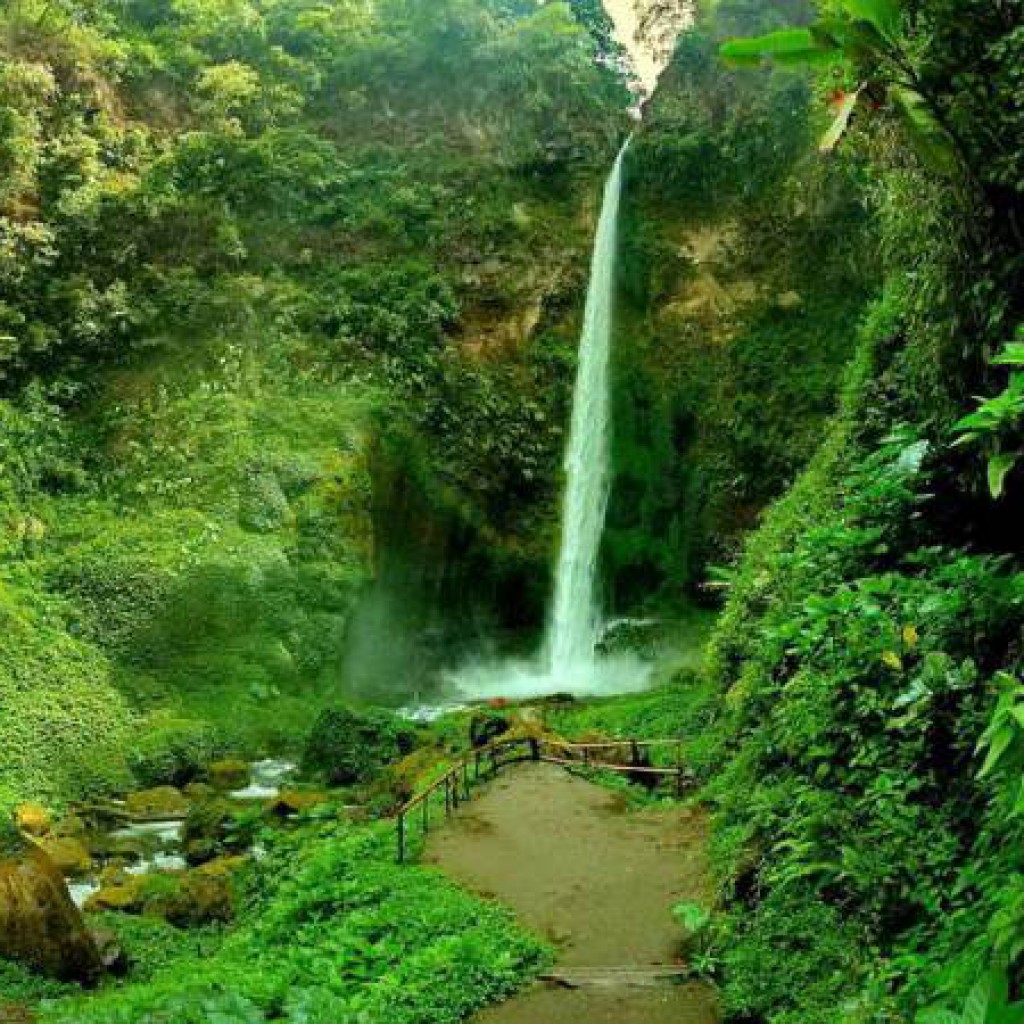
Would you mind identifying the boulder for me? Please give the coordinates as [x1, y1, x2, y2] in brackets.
[14, 804, 51, 837]
[38, 837, 92, 878]
[125, 786, 189, 821]
[0, 833, 104, 984]
[71, 799, 130, 831]
[206, 760, 251, 792]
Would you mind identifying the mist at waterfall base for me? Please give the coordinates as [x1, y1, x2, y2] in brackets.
[447, 142, 651, 703]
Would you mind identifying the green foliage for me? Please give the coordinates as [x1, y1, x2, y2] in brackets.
[0, 579, 134, 804]
[42, 823, 549, 1024]
[955, 327, 1024, 499]
[126, 713, 232, 788]
[301, 707, 419, 786]
[918, 968, 1024, 1024]
[720, 0, 959, 176]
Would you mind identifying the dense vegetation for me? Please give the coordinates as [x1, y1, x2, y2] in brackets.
[579, 0, 1024, 1020]
[4, 0, 1024, 1022]
[0, 0, 627, 808]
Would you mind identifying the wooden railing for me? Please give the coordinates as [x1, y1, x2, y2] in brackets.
[395, 735, 689, 862]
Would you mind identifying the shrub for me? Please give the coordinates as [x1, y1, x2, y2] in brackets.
[126, 713, 230, 788]
[301, 707, 419, 786]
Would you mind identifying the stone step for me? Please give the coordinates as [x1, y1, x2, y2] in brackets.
[539, 965, 694, 990]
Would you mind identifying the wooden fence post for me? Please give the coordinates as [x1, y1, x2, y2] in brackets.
[529, 738, 539, 761]
[397, 813, 405, 863]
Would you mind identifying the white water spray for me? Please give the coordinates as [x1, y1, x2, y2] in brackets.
[448, 141, 649, 701]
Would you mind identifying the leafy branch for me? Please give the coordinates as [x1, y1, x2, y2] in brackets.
[719, 0, 961, 177]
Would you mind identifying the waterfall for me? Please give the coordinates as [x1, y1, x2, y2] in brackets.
[545, 140, 629, 675]
[447, 140, 649, 701]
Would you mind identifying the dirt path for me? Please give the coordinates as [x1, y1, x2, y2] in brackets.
[424, 762, 717, 1024]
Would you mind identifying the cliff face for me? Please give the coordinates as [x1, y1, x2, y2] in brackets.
[602, 0, 694, 96]
[602, 0, 878, 610]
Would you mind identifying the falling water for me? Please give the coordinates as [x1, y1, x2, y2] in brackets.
[446, 140, 649, 701]
[544, 140, 628, 675]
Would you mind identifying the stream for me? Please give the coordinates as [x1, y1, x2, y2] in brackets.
[66, 759, 297, 909]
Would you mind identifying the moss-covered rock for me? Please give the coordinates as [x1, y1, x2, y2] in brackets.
[181, 798, 253, 866]
[0, 834, 103, 984]
[206, 760, 251, 792]
[38, 838, 92, 879]
[124, 787, 190, 821]
[15, 804, 51, 837]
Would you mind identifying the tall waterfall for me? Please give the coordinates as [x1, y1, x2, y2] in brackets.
[544, 140, 629, 675]
[448, 140, 649, 701]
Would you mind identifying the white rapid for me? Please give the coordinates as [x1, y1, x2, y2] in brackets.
[447, 141, 649, 702]
[544, 140, 628, 676]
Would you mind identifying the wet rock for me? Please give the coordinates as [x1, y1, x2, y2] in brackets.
[39, 837, 92, 878]
[0, 833, 104, 984]
[72, 799, 130, 831]
[14, 804, 51, 837]
[125, 786, 189, 821]
[206, 760, 251, 792]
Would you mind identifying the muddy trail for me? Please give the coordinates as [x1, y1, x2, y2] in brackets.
[424, 762, 718, 1024]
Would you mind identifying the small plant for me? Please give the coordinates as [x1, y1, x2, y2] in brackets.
[955, 327, 1024, 498]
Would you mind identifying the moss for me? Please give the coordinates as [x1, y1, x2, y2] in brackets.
[0, 581, 133, 806]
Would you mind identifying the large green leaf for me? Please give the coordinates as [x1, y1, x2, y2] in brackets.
[890, 86, 959, 176]
[978, 722, 1015, 778]
[993, 343, 1024, 366]
[963, 970, 997, 1024]
[720, 29, 841, 69]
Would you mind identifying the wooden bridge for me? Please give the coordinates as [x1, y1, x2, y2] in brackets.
[395, 735, 691, 862]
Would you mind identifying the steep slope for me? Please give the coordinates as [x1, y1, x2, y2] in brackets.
[0, 0, 629, 804]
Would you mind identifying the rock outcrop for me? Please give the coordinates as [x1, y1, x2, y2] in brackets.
[602, 0, 693, 98]
[0, 833, 103, 985]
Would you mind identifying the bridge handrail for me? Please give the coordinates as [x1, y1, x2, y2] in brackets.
[395, 734, 688, 862]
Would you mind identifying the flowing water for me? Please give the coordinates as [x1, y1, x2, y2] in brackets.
[544, 141, 628, 675]
[448, 142, 649, 702]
